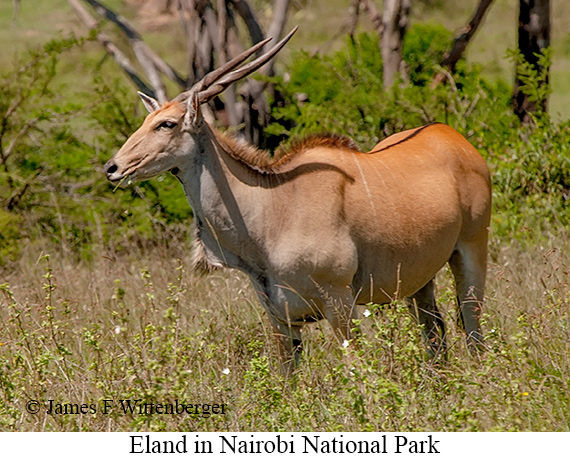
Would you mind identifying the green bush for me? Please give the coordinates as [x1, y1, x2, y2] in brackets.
[0, 37, 192, 264]
[268, 25, 516, 143]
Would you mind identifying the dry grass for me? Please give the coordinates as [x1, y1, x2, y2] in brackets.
[1, 232, 569, 431]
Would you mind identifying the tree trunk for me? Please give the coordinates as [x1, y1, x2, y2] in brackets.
[514, 0, 550, 123]
[381, 0, 410, 88]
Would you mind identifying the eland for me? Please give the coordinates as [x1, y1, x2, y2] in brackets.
[104, 28, 492, 372]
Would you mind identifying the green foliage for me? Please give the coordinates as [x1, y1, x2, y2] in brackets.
[241, 340, 288, 430]
[402, 23, 453, 86]
[1, 23, 564, 262]
[0, 35, 83, 260]
[490, 119, 570, 240]
[0, 37, 192, 264]
[265, 32, 385, 145]
[508, 47, 552, 118]
[268, 25, 511, 146]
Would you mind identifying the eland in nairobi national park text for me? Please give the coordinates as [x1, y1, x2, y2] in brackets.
[104, 27, 492, 373]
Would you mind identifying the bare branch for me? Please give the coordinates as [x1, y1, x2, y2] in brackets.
[12, 0, 20, 24]
[361, 0, 384, 40]
[6, 169, 42, 211]
[229, 0, 264, 45]
[220, 8, 242, 127]
[71, 0, 295, 144]
[433, 0, 495, 86]
[79, 0, 173, 101]
[382, 0, 410, 88]
[4, 119, 38, 161]
[67, 0, 155, 97]
[217, 0, 228, 64]
[316, 0, 362, 55]
[203, 2, 223, 60]
[81, 0, 142, 41]
[266, 0, 290, 45]
[443, 0, 494, 71]
[177, 0, 198, 83]
[197, 23, 214, 80]
[347, 0, 361, 38]
[263, 0, 291, 76]
[181, 37, 270, 98]
[145, 49, 187, 90]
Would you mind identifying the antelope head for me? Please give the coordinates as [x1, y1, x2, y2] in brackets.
[104, 27, 298, 185]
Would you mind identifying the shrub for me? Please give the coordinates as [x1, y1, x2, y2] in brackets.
[0, 37, 192, 264]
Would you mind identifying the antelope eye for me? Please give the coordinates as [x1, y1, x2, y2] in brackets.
[156, 120, 177, 130]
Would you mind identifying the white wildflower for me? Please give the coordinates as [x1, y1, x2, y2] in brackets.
[342, 339, 350, 349]
[222, 368, 230, 375]
[363, 309, 372, 317]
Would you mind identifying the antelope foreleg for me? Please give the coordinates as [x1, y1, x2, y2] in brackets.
[320, 286, 359, 343]
[270, 318, 303, 377]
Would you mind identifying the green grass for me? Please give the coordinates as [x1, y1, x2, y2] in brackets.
[1, 233, 569, 431]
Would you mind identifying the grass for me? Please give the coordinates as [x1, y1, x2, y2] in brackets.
[1, 231, 569, 431]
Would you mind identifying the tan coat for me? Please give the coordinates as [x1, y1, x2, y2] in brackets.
[105, 96, 491, 372]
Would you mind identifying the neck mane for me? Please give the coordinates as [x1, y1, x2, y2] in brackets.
[213, 130, 361, 174]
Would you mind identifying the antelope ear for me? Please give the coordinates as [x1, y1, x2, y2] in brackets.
[138, 91, 160, 113]
[182, 92, 202, 131]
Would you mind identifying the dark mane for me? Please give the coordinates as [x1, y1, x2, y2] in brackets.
[214, 131, 361, 174]
[277, 134, 361, 158]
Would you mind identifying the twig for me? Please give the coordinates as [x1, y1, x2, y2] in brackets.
[67, 0, 156, 97]
[79, 0, 170, 101]
[229, 0, 264, 46]
[12, 0, 20, 24]
[4, 118, 38, 162]
[433, 0, 495, 87]
[361, 0, 383, 40]
[263, 0, 290, 75]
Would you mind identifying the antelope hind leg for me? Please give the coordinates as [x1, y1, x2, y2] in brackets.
[406, 278, 447, 359]
[449, 242, 487, 353]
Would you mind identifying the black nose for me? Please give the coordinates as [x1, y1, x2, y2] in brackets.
[104, 160, 118, 176]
